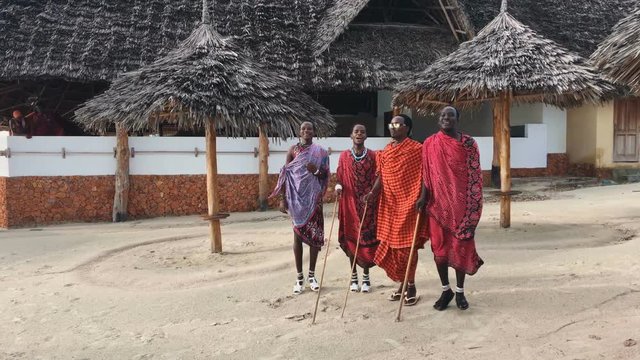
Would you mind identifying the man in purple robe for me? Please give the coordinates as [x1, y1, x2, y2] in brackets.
[271, 122, 330, 294]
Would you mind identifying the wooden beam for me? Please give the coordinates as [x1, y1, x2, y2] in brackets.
[206, 118, 223, 253]
[499, 91, 512, 228]
[349, 23, 444, 31]
[447, 0, 475, 39]
[257, 123, 269, 211]
[491, 101, 501, 188]
[438, 0, 460, 42]
[113, 123, 130, 222]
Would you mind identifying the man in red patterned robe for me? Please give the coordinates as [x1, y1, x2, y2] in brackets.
[336, 124, 378, 293]
[419, 106, 484, 311]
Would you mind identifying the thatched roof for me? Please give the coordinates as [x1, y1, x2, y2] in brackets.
[313, 25, 457, 91]
[313, 0, 370, 57]
[1, 0, 633, 94]
[0, 0, 462, 92]
[393, 3, 617, 111]
[0, 0, 328, 83]
[458, 0, 635, 57]
[74, 2, 335, 139]
[591, 6, 640, 92]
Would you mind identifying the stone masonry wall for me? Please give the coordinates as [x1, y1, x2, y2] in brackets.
[0, 154, 571, 228]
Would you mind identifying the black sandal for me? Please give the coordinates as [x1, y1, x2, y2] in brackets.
[455, 292, 469, 310]
[433, 289, 454, 311]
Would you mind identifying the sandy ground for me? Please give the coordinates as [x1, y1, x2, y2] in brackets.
[1, 181, 640, 360]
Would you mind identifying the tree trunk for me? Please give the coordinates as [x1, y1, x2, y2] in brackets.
[491, 101, 501, 188]
[206, 119, 223, 253]
[257, 124, 269, 211]
[113, 123, 130, 222]
[499, 91, 512, 228]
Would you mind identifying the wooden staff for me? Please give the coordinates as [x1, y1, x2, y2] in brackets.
[395, 211, 423, 322]
[311, 199, 339, 324]
[340, 201, 369, 318]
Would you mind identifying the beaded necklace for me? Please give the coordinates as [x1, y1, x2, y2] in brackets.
[351, 147, 367, 162]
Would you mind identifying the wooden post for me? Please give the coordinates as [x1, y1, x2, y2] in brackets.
[206, 118, 223, 253]
[113, 123, 130, 222]
[392, 107, 401, 116]
[257, 123, 269, 211]
[499, 91, 512, 228]
[491, 102, 501, 188]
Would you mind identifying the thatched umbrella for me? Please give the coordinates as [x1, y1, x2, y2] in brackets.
[591, 6, 640, 92]
[393, 0, 615, 228]
[75, 0, 335, 252]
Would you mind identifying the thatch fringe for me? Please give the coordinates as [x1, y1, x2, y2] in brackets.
[393, 11, 617, 112]
[458, 0, 635, 57]
[591, 6, 640, 92]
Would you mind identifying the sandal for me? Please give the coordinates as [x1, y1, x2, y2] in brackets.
[456, 292, 469, 310]
[404, 295, 421, 306]
[293, 278, 304, 295]
[388, 291, 403, 301]
[433, 289, 454, 311]
[308, 276, 320, 292]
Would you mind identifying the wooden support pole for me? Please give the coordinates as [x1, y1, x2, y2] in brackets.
[206, 119, 223, 253]
[491, 101, 501, 188]
[257, 124, 269, 211]
[113, 123, 130, 222]
[499, 91, 512, 228]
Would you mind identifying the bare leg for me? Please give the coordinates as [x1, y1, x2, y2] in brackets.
[455, 270, 465, 289]
[437, 263, 449, 286]
[455, 269, 469, 310]
[307, 245, 320, 291]
[309, 245, 319, 273]
[292, 234, 304, 294]
[349, 255, 358, 275]
[293, 234, 303, 274]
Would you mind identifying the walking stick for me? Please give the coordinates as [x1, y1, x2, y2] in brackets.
[340, 201, 368, 318]
[395, 211, 423, 322]
[311, 199, 339, 324]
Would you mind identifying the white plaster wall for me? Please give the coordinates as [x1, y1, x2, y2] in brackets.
[6, 136, 117, 176]
[0, 135, 9, 177]
[475, 124, 547, 170]
[0, 126, 547, 177]
[542, 105, 567, 153]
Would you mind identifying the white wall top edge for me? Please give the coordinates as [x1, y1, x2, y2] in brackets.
[0, 125, 547, 177]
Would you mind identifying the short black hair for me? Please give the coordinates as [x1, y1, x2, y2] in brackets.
[351, 123, 366, 132]
[300, 121, 315, 131]
[398, 114, 413, 132]
[444, 105, 460, 120]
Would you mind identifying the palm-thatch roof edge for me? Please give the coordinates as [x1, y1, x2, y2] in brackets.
[591, 6, 640, 92]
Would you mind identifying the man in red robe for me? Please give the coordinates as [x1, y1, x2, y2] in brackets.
[365, 115, 428, 306]
[419, 106, 484, 311]
[336, 124, 378, 293]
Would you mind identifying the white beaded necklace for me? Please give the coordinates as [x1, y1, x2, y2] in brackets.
[351, 147, 367, 162]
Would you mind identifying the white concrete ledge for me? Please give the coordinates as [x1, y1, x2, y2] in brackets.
[0, 124, 547, 177]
